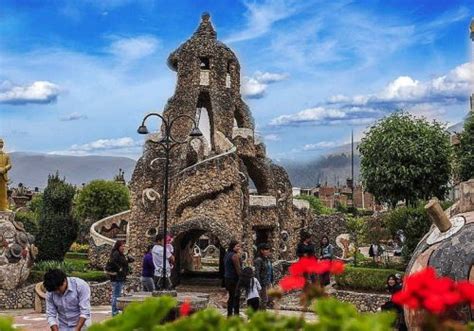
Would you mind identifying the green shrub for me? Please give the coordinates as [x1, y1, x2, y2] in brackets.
[383, 204, 431, 262]
[65, 252, 89, 259]
[89, 296, 394, 331]
[28, 270, 108, 284]
[294, 195, 333, 215]
[14, 211, 39, 237]
[70, 242, 90, 253]
[335, 266, 404, 292]
[36, 173, 78, 261]
[34, 260, 77, 273]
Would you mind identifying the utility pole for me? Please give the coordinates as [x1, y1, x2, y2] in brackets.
[351, 129, 354, 205]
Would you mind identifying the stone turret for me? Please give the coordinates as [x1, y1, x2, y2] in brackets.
[121, 13, 311, 280]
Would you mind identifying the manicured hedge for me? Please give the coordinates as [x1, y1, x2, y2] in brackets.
[29, 270, 108, 284]
[335, 266, 404, 292]
[65, 252, 89, 259]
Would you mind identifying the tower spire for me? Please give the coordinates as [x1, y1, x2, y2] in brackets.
[194, 12, 216, 39]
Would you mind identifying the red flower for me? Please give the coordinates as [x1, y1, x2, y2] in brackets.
[423, 295, 445, 314]
[457, 281, 474, 303]
[289, 257, 318, 276]
[329, 260, 345, 275]
[279, 275, 306, 292]
[179, 299, 192, 317]
[392, 267, 474, 315]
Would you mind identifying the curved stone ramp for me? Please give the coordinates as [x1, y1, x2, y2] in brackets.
[89, 210, 131, 269]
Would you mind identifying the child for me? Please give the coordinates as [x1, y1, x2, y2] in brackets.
[237, 267, 262, 311]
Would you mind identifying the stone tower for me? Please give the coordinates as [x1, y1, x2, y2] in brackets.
[127, 13, 311, 278]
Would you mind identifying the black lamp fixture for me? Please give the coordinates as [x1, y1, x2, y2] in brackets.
[135, 112, 202, 291]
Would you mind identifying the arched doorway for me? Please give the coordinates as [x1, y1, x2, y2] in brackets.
[173, 229, 224, 286]
[169, 218, 234, 286]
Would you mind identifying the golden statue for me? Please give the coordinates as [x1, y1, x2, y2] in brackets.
[0, 139, 12, 211]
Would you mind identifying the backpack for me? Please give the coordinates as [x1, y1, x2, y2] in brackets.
[104, 259, 118, 276]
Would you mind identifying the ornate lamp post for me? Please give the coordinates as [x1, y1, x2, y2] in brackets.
[137, 112, 202, 289]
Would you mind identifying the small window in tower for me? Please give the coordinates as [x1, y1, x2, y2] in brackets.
[200, 57, 210, 70]
[226, 60, 232, 88]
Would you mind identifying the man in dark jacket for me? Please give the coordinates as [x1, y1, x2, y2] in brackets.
[254, 243, 273, 309]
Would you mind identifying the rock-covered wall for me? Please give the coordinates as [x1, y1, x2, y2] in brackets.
[305, 214, 349, 258]
[0, 278, 141, 310]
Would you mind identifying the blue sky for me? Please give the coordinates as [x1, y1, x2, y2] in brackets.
[1, 0, 473, 161]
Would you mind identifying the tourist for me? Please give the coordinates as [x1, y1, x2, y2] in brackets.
[237, 267, 261, 311]
[106, 240, 133, 316]
[369, 242, 383, 263]
[152, 233, 175, 290]
[319, 235, 334, 286]
[395, 273, 403, 286]
[141, 244, 155, 292]
[224, 239, 242, 317]
[44, 269, 91, 331]
[253, 243, 273, 309]
[381, 274, 407, 331]
[296, 231, 315, 258]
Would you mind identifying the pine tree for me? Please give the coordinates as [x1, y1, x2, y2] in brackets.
[36, 172, 78, 261]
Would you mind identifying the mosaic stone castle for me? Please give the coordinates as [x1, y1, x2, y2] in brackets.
[89, 13, 311, 279]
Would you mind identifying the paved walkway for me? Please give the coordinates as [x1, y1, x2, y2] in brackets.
[0, 306, 315, 330]
[0, 306, 112, 331]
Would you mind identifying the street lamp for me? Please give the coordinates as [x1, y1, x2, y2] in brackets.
[137, 112, 203, 290]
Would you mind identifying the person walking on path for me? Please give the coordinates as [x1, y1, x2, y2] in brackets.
[106, 240, 133, 316]
[44, 269, 91, 331]
[141, 244, 155, 292]
[253, 243, 273, 309]
[224, 240, 242, 317]
[237, 267, 261, 311]
[319, 235, 334, 286]
[152, 233, 175, 290]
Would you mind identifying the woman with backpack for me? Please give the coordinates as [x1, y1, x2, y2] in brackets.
[106, 240, 134, 316]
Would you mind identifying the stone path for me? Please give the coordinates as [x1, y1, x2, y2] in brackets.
[0, 285, 315, 330]
[0, 306, 112, 331]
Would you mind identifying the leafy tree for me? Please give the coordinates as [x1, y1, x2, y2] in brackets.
[457, 111, 474, 181]
[74, 180, 130, 242]
[14, 211, 39, 237]
[28, 193, 43, 216]
[359, 112, 452, 207]
[36, 173, 78, 261]
[294, 195, 332, 215]
[383, 204, 431, 262]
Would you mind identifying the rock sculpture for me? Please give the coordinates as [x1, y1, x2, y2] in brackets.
[405, 179, 474, 328]
[0, 211, 36, 290]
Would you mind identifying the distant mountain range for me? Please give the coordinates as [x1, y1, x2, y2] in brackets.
[8, 152, 136, 189]
[10, 114, 465, 191]
[9, 150, 356, 190]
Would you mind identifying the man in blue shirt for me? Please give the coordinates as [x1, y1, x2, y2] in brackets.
[44, 269, 91, 331]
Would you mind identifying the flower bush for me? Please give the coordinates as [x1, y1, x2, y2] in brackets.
[392, 267, 474, 330]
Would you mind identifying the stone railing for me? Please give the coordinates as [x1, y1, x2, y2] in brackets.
[249, 195, 277, 207]
[232, 127, 254, 140]
[89, 210, 131, 269]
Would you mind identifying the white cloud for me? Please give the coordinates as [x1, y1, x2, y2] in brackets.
[263, 133, 280, 142]
[328, 62, 473, 106]
[241, 71, 288, 99]
[50, 137, 143, 157]
[225, 0, 308, 43]
[270, 106, 380, 126]
[0, 80, 61, 105]
[302, 141, 338, 151]
[69, 137, 141, 152]
[108, 35, 160, 61]
[60, 112, 88, 121]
